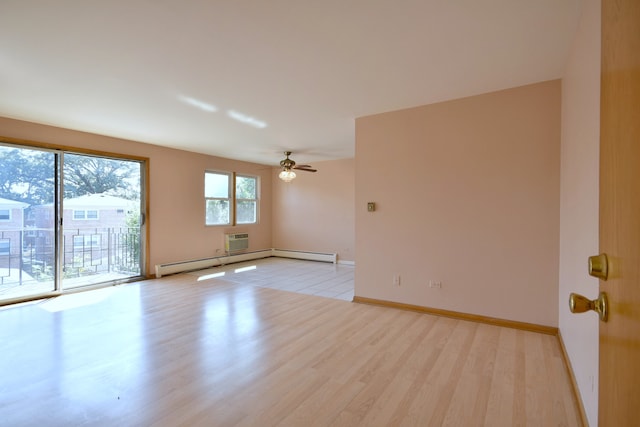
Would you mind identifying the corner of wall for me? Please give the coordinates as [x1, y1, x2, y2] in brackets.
[558, 0, 601, 425]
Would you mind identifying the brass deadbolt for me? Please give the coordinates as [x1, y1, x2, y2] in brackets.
[588, 253, 609, 280]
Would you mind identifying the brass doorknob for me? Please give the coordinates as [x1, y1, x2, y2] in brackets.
[569, 292, 609, 322]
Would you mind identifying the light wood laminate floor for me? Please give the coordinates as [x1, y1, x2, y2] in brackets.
[188, 258, 355, 301]
[0, 260, 581, 426]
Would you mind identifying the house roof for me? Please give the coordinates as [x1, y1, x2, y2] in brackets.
[0, 197, 29, 209]
[63, 194, 133, 209]
[37, 194, 133, 209]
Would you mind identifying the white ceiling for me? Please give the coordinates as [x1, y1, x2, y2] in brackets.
[0, 1, 583, 166]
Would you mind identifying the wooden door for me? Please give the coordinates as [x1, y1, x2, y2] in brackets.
[599, 0, 640, 424]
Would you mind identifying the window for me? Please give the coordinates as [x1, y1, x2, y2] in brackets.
[73, 210, 99, 220]
[205, 172, 231, 225]
[205, 172, 258, 226]
[0, 239, 9, 254]
[236, 175, 258, 224]
[0, 209, 10, 221]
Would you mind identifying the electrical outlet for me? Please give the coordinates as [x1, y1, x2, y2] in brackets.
[429, 280, 442, 289]
[393, 275, 401, 286]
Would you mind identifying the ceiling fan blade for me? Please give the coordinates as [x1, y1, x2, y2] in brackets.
[280, 152, 318, 173]
[294, 167, 317, 172]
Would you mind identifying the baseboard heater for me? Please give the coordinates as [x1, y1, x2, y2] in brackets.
[155, 250, 272, 278]
[271, 249, 337, 263]
[155, 248, 337, 278]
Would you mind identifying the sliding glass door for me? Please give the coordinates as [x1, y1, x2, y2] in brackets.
[0, 143, 146, 303]
[61, 153, 144, 289]
[0, 144, 56, 300]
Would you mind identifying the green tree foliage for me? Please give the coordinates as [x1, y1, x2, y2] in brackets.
[235, 176, 257, 223]
[64, 153, 139, 199]
[0, 146, 55, 205]
[206, 200, 230, 225]
[0, 146, 139, 204]
[236, 176, 256, 199]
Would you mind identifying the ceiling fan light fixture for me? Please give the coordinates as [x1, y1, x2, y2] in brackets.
[279, 169, 296, 182]
[277, 151, 316, 182]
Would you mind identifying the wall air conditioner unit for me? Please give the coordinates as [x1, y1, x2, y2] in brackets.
[225, 233, 249, 252]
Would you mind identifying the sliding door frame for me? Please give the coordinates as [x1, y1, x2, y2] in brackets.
[0, 136, 150, 306]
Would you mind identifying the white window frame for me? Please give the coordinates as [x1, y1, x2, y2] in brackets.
[73, 209, 99, 220]
[235, 174, 259, 225]
[204, 171, 259, 226]
[205, 171, 232, 226]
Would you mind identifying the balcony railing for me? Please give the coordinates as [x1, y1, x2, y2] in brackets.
[0, 227, 141, 297]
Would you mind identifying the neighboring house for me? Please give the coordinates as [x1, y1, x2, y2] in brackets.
[0, 197, 29, 258]
[34, 193, 134, 230]
[64, 193, 134, 230]
[32, 194, 137, 272]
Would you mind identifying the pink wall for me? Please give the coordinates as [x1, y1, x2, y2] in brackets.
[272, 158, 355, 262]
[559, 0, 600, 424]
[355, 80, 561, 326]
[0, 117, 273, 273]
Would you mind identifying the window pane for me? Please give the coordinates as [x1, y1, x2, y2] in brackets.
[206, 200, 230, 225]
[236, 176, 256, 199]
[205, 172, 229, 198]
[237, 201, 256, 224]
[0, 144, 56, 299]
[63, 152, 144, 287]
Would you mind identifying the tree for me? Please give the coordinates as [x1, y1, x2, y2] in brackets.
[0, 146, 55, 205]
[63, 154, 139, 199]
[0, 146, 140, 205]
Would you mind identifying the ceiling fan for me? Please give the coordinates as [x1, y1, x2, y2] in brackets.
[278, 151, 317, 182]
